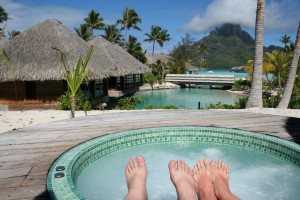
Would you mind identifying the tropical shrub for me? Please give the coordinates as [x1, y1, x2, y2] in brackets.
[58, 91, 92, 111]
[143, 73, 157, 89]
[235, 96, 248, 109]
[144, 105, 178, 109]
[114, 97, 143, 110]
[206, 102, 235, 109]
[262, 91, 280, 108]
[232, 79, 251, 91]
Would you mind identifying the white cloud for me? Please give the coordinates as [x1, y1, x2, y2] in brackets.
[1, 0, 86, 32]
[182, 0, 299, 34]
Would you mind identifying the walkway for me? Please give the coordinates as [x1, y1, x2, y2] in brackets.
[165, 74, 236, 86]
[0, 110, 299, 200]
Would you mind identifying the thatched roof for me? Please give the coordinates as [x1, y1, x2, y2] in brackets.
[0, 19, 115, 82]
[185, 63, 199, 71]
[145, 53, 174, 64]
[88, 36, 151, 76]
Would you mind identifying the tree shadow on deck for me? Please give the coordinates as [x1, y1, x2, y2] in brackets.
[285, 117, 300, 145]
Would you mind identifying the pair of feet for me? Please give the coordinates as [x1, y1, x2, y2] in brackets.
[124, 156, 239, 200]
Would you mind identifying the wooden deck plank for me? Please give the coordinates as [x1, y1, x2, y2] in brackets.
[0, 110, 299, 200]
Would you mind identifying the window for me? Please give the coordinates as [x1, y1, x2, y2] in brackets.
[135, 74, 141, 83]
[125, 75, 134, 88]
[95, 79, 104, 98]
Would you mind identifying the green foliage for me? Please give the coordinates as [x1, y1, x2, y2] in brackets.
[144, 105, 178, 109]
[235, 96, 248, 109]
[289, 86, 300, 109]
[74, 24, 94, 41]
[114, 97, 143, 110]
[58, 91, 92, 111]
[53, 46, 93, 118]
[170, 33, 195, 63]
[102, 24, 123, 45]
[262, 91, 280, 108]
[143, 72, 157, 89]
[232, 79, 251, 91]
[84, 9, 105, 30]
[126, 35, 147, 63]
[206, 102, 236, 109]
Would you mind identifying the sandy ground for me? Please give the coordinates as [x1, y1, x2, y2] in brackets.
[0, 108, 299, 134]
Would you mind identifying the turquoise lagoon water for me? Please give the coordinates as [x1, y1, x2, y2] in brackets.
[133, 70, 246, 109]
[134, 88, 241, 109]
[77, 143, 300, 200]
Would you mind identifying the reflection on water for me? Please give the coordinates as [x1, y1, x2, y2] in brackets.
[134, 88, 242, 109]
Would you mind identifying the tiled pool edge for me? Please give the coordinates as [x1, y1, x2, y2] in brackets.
[47, 126, 300, 200]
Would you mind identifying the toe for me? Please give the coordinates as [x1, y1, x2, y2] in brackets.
[136, 156, 146, 168]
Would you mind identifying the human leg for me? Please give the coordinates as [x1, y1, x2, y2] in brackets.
[169, 160, 197, 200]
[210, 160, 239, 200]
[124, 156, 148, 200]
[193, 158, 217, 200]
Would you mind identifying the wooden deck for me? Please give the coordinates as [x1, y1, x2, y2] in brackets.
[0, 110, 299, 200]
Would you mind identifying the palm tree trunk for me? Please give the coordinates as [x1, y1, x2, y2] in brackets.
[246, 0, 265, 108]
[71, 95, 76, 118]
[123, 25, 128, 49]
[277, 21, 300, 108]
[277, 71, 283, 91]
[152, 41, 155, 57]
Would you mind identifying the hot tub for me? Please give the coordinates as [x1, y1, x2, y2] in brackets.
[47, 126, 300, 199]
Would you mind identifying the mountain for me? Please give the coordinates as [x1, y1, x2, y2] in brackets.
[191, 23, 280, 69]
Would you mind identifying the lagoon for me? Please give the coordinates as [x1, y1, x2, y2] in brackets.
[134, 70, 246, 109]
[134, 88, 242, 109]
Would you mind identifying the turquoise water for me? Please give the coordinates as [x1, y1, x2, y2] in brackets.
[77, 142, 300, 200]
[133, 70, 246, 109]
[134, 88, 241, 109]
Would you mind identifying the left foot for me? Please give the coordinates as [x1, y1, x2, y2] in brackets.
[169, 160, 197, 200]
[124, 156, 148, 200]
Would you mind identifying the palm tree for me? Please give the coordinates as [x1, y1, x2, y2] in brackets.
[278, 22, 300, 108]
[116, 8, 142, 48]
[166, 60, 185, 74]
[75, 24, 93, 41]
[0, 6, 9, 23]
[244, 58, 274, 89]
[53, 47, 94, 118]
[246, 0, 265, 108]
[196, 42, 208, 69]
[102, 24, 123, 45]
[126, 35, 147, 63]
[280, 34, 291, 53]
[144, 25, 162, 57]
[8, 30, 20, 39]
[265, 50, 290, 91]
[158, 28, 171, 53]
[84, 9, 105, 30]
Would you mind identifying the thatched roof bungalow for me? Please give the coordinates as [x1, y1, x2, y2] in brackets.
[0, 19, 150, 108]
[89, 36, 151, 97]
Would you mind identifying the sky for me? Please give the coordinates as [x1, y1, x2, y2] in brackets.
[1, 0, 299, 54]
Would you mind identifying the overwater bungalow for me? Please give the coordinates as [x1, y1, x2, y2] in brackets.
[89, 36, 150, 98]
[0, 19, 150, 110]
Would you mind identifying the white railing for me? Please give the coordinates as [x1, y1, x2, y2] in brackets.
[165, 74, 235, 85]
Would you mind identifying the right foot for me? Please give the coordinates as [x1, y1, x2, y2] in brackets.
[124, 156, 148, 200]
[193, 158, 217, 200]
[211, 160, 239, 200]
[169, 160, 197, 200]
